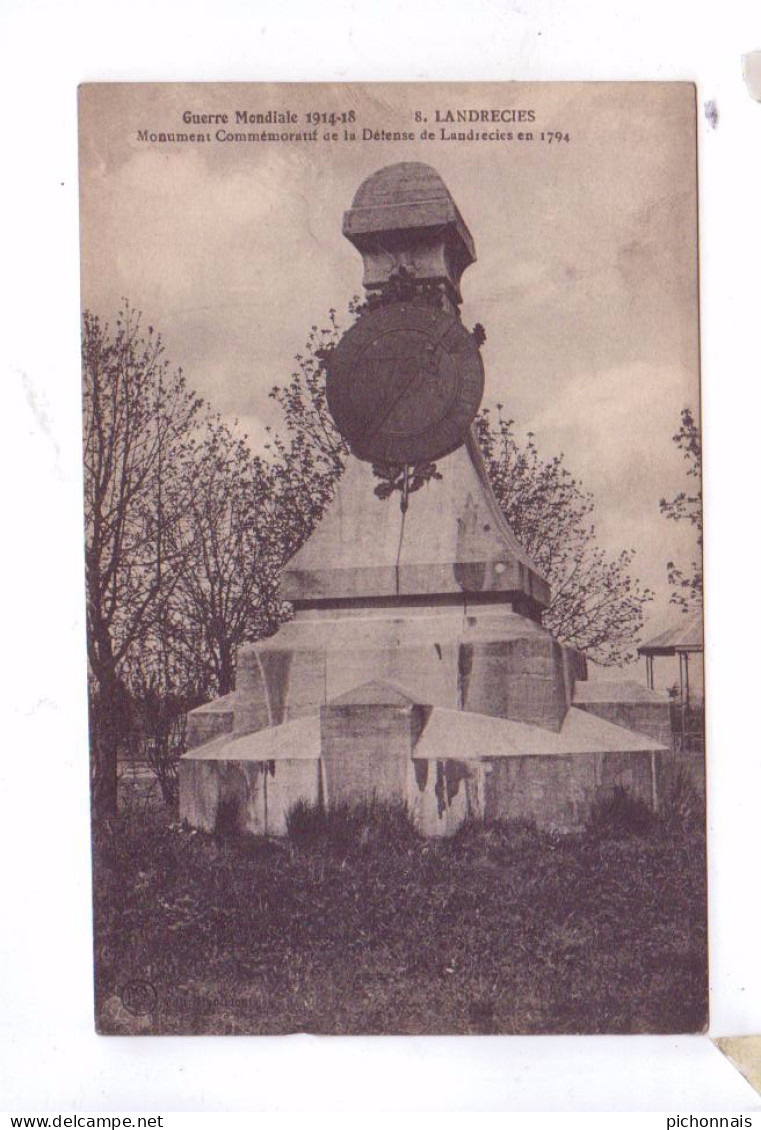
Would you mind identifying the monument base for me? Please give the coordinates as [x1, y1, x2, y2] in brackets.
[180, 686, 665, 838]
[179, 605, 670, 837]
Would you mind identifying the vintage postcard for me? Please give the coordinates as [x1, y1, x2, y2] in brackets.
[79, 82, 705, 1035]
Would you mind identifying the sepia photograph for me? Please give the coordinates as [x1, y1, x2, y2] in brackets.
[79, 81, 706, 1037]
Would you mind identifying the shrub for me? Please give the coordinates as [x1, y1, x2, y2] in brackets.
[587, 786, 656, 839]
[659, 767, 705, 836]
[285, 798, 326, 846]
[451, 815, 542, 858]
[214, 796, 242, 837]
[286, 796, 419, 853]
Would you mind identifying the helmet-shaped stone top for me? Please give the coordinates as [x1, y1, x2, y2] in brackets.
[342, 162, 476, 305]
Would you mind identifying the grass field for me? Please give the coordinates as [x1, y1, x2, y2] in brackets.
[93, 790, 707, 1035]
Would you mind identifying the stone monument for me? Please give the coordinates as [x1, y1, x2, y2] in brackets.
[179, 162, 670, 837]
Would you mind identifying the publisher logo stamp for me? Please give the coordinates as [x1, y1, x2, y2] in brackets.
[120, 979, 157, 1016]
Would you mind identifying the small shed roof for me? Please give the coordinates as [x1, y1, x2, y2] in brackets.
[637, 611, 703, 657]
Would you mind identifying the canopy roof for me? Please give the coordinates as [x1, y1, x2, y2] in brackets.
[637, 611, 703, 656]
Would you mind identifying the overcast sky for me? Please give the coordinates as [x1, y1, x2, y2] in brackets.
[80, 82, 701, 665]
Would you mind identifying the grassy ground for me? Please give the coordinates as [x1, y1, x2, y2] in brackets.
[93, 794, 707, 1035]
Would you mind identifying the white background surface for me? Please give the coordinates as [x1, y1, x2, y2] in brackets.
[1, 0, 760, 1113]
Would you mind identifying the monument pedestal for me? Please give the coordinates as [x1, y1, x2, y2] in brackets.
[180, 436, 668, 836]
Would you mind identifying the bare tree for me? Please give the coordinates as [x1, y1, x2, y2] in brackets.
[266, 309, 347, 558]
[173, 414, 285, 696]
[659, 407, 702, 613]
[474, 410, 652, 665]
[119, 604, 211, 806]
[82, 306, 203, 817]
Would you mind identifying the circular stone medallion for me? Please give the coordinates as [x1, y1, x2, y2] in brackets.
[326, 304, 484, 464]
